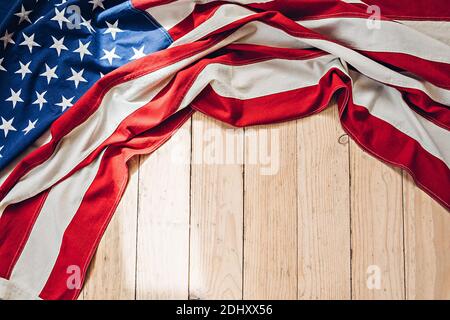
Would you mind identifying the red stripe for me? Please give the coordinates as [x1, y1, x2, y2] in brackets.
[249, 0, 378, 20]
[166, 0, 390, 41]
[192, 68, 345, 127]
[359, 50, 450, 90]
[393, 85, 450, 131]
[131, 0, 176, 10]
[340, 94, 450, 210]
[0, 191, 49, 279]
[39, 107, 193, 300]
[359, 0, 450, 21]
[166, 1, 224, 41]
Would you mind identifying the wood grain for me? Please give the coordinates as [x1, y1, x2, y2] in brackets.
[350, 142, 405, 299]
[80, 110, 449, 300]
[135, 122, 191, 300]
[82, 157, 139, 300]
[296, 106, 351, 300]
[243, 123, 298, 299]
[403, 173, 450, 300]
[189, 114, 244, 300]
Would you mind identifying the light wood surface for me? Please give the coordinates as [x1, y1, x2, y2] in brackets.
[190, 115, 243, 300]
[350, 141, 405, 299]
[243, 122, 298, 300]
[297, 106, 351, 300]
[81, 104, 449, 300]
[136, 121, 191, 300]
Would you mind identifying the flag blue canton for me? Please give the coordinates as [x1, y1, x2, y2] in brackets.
[0, 0, 172, 169]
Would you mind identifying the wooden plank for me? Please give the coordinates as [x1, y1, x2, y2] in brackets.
[82, 157, 139, 300]
[350, 142, 405, 299]
[189, 114, 244, 300]
[243, 122, 298, 299]
[403, 173, 450, 299]
[296, 106, 351, 300]
[136, 121, 191, 300]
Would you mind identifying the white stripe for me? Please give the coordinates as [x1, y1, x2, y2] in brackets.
[170, 5, 313, 48]
[350, 70, 450, 167]
[0, 129, 51, 186]
[230, 19, 450, 105]
[180, 55, 344, 103]
[146, 1, 196, 31]
[0, 24, 258, 215]
[234, 21, 312, 49]
[171, 4, 255, 46]
[303, 37, 450, 105]
[0, 277, 41, 300]
[398, 20, 450, 46]
[297, 18, 450, 64]
[8, 150, 105, 297]
[146, 0, 273, 31]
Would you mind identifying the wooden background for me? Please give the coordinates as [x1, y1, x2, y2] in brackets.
[79, 103, 449, 300]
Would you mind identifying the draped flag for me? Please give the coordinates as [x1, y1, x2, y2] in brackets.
[0, 0, 172, 169]
[0, 0, 449, 299]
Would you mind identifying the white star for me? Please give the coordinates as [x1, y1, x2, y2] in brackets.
[33, 91, 48, 110]
[0, 146, 3, 158]
[5, 89, 23, 108]
[73, 40, 92, 61]
[104, 20, 123, 40]
[130, 45, 146, 60]
[89, 0, 105, 11]
[50, 36, 68, 56]
[14, 5, 32, 25]
[56, 96, 74, 111]
[101, 47, 121, 65]
[0, 58, 6, 72]
[0, 118, 17, 137]
[67, 68, 87, 88]
[19, 33, 41, 53]
[15, 61, 32, 80]
[55, 0, 68, 6]
[99, 72, 105, 78]
[0, 30, 15, 49]
[40, 64, 59, 84]
[51, 7, 70, 29]
[23, 120, 37, 135]
[80, 17, 95, 33]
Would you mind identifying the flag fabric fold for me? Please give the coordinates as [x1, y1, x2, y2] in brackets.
[0, 0, 449, 299]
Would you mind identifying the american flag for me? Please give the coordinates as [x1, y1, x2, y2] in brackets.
[0, 0, 171, 168]
[0, 0, 449, 299]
